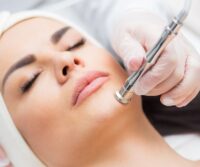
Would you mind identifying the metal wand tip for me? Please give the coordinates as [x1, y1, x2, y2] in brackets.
[114, 91, 129, 105]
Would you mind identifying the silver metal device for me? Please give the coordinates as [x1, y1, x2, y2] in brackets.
[115, 0, 192, 104]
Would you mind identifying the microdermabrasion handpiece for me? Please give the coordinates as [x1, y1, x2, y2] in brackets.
[115, 0, 192, 104]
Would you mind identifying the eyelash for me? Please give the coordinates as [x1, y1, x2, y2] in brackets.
[67, 38, 86, 51]
[21, 72, 40, 93]
[20, 38, 86, 93]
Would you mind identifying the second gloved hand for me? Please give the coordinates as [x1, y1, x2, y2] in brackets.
[110, 11, 200, 107]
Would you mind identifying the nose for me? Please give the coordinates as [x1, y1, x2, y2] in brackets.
[54, 52, 84, 84]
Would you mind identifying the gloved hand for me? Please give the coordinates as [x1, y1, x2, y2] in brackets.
[0, 146, 12, 167]
[110, 11, 200, 107]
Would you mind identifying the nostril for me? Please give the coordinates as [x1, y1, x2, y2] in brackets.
[62, 66, 68, 76]
[74, 58, 80, 65]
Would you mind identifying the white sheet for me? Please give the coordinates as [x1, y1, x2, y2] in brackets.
[165, 133, 200, 160]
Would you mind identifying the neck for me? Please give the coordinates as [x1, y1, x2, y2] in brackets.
[80, 96, 199, 167]
[86, 97, 199, 167]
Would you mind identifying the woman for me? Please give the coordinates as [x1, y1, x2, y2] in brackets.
[0, 11, 199, 167]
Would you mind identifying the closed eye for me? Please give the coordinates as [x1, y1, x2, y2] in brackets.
[20, 72, 41, 93]
[67, 38, 86, 51]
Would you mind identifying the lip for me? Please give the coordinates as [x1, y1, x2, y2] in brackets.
[72, 71, 109, 106]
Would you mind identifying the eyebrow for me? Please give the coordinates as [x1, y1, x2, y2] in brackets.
[51, 26, 71, 44]
[1, 26, 71, 93]
[2, 54, 36, 92]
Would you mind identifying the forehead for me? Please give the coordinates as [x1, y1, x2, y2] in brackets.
[0, 17, 65, 88]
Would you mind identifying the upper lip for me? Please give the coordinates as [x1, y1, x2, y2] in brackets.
[72, 70, 109, 106]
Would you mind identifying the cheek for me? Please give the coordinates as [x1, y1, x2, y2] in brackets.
[14, 75, 71, 134]
[83, 47, 123, 71]
[13, 96, 73, 159]
[15, 97, 63, 140]
[12, 82, 67, 146]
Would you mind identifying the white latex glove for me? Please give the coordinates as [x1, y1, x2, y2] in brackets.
[0, 146, 12, 167]
[110, 11, 200, 107]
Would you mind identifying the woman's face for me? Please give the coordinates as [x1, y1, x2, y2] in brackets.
[0, 18, 131, 166]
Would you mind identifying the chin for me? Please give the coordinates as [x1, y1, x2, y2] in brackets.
[79, 82, 130, 122]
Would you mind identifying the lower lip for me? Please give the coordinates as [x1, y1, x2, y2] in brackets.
[75, 76, 109, 106]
